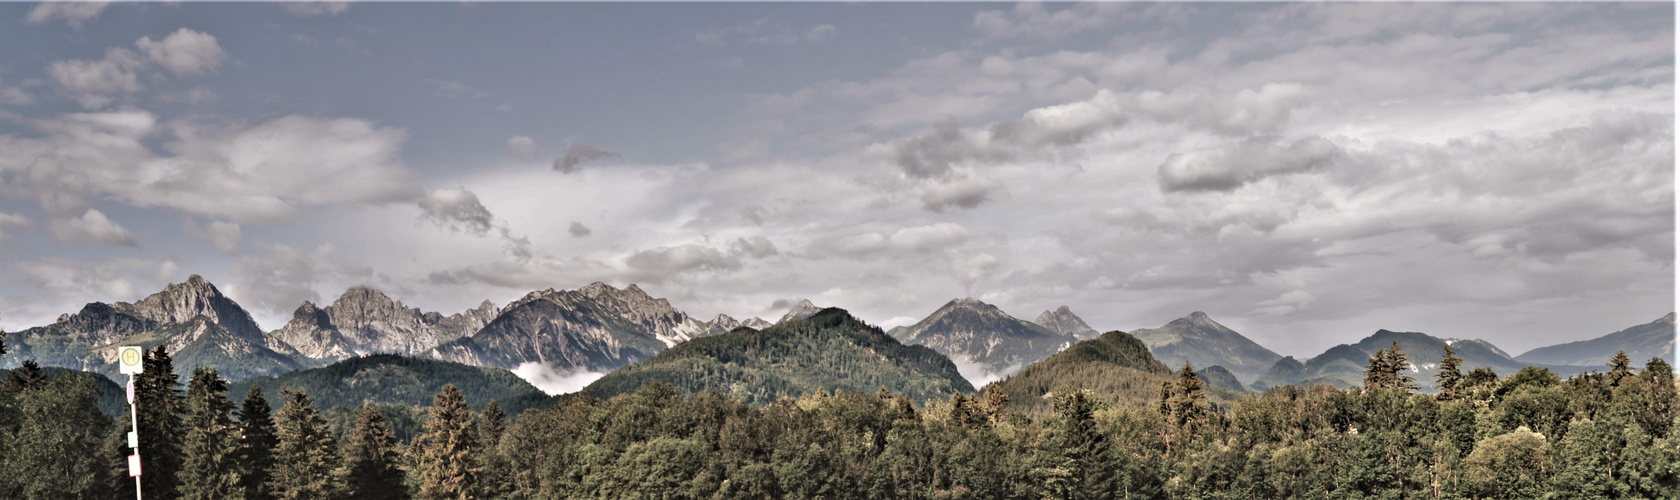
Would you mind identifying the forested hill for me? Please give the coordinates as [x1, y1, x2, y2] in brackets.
[583, 308, 974, 404]
[989, 329, 1242, 415]
[228, 354, 549, 416]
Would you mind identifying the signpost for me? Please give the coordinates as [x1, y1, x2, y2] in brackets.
[118, 346, 143, 500]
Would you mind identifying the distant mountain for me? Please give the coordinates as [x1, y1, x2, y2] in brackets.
[267, 286, 499, 363]
[1129, 312, 1282, 384]
[987, 330, 1177, 415]
[775, 299, 823, 324]
[1195, 365, 1246, 393]
[887, 298, 1075, 384]
[229, 354, 547, 416]
[2, 275, 298, 380]
[584, 308, 974, 405]
[1034, 306, 1100, 340]
[1516, 313, 1676, 367]
[1252, 329, 1589, 391]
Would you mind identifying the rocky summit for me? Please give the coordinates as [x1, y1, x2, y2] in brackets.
[266, 286, 500, 362]
[888, 297, 1074, 384]
[1034, 305, 1100, 340]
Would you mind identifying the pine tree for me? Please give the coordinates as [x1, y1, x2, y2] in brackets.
[181, 367, 244, 500]
[1436, 344, 1465, 401]
[2, 359, 46, 393]
[478, 401, 512, 499]
[479, 401, 507, 449]
[270, 389, 342, 499]
[1168, 363, 1209, 429]
[1607, 350, 1634, 387]
[340, 403, 406, 500]
[418, 384, 479, 500]
[1364, 342, 1419, 391]
[236, 386, 278, 500]
[135, 345, 185, 499]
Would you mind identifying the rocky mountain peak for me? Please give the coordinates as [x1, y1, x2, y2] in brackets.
[126, 275, 265, 344]
[777, 299, 822, 324]
[1664, 312, 1676, 323]
[1035, 305, 1099, 339]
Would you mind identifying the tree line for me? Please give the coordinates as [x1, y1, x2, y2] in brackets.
[1, 333, 1675, 498]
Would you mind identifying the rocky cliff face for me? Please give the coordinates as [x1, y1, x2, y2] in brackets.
[267, 286, 500, 362]
[776, 299, 822, 324]
[1034, 306, 1100, 340]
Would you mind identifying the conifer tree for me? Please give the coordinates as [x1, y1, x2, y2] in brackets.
[8, 372, 112, 498]
[181, 367, 244, 500]
[418, 384, 479, 500]
[341, 403, 406, 500]
[1607, 350, 1634, 387]
[1167, 363, 1209, 429]
[135, 345, 185, 498]
[270, 389, 342, 499]
[1436, 344, 1465, 401]
[236, 386, 278, 500]
[1, 359, 46, 393]
[479, 401, 507, 449]
[1364, 342, 1419, 391]
[478, 401, 512, 499]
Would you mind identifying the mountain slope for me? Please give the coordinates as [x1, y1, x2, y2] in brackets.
[583, 308, 974, 405]
[1253, 329, 1589, 390]
[267, 286, 499, 363]
[775, 299, 823, 324]
[887, 298, 1074, 385]
[1034, 306, 1100, 340]
[1129, 312, 1283, 384]
[1516, 313, 1676, 367]
[228, 354, 546, 415]
[988, 330, 1179, 415]
[2, 276, 297, 380]
[1195, 365, 1247, 393]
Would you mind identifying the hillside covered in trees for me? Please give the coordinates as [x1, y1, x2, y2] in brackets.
[584, 308, 974, 404]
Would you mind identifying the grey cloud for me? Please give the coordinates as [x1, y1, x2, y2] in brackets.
[506, 135, 539, 159]
[185, 219, 241, 254]
[26, 1, 109, 27]
[972, 2, 1135, 40]
[921, 180, 993, 213]
[419, 187, 495, 236]
[553, 142, 620, 174]
[226, 243, 374, 318]
[0, 212, 33, 231]
[48, 209, 137, 246]
[625, 244, 743, 277]
[283, 1, 350, 16]
[805, 25, 836, 43]
[423, 79, 486, 99]
[731, 236, 778, 258]
[136, 28, 226, 77]
[816, 223, 971, 258]
[568, 221, 592, 237]
[1158, 136, 1343, 193]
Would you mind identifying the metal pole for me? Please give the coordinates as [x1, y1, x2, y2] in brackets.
[131, 373, 142, 500]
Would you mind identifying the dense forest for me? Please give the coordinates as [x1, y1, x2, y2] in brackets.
[0, 330, 1676, 499]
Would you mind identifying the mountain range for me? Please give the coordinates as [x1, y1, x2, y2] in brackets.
[0, 274, 1667, 408]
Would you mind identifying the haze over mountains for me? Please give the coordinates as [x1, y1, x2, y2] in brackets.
[0, 274, 1668, 403]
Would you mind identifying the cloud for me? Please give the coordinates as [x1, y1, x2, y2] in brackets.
[505, 135, 538, 159]
[921, 180, 994, 213]
[47, 48, 145, 109]
[971, 2, 1135, 40]
[1157, 136, 1344, 193]
[510, 362, 604, 395]
[0, 86, 33, 106]
[805, 24, 836, 43]
[136, 28, 227, 77]
[25, 1, 109, 27]
[819, 223, 971, 257]
[0, 111, 419, 222]
[695, 18, 835, 46]
[185, 219, 241, 253]
[283, 1, 349, 16]
[418, 187, 495, 236]
[625, 243, 742, 277]
[225, 243, 374, 319]
[553, 142, 620, 174]
[730, 236, 778, 258]
[568, 221, 591, 237]
[48, 209, 137, 246]
[423, 79, 485, 99]
[0, 213, 32, 231]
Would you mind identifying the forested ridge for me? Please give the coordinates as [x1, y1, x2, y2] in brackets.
[0, 329, 1676, 499]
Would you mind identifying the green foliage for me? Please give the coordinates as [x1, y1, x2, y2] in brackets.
[181, 367, 245, 500]
[229, 354, 545, 415]
[0, 371, 113, 499]
[340, 403, 407, 500]
[1363, 341, 1420, 392]
[418, 384, 479, 499]
[270, 389, 343, 499]
[1436, 344, 1465, 401]
[990, 330, 1234, 417]
[585, 309, 973, 405]
[236, 386, 278, 500]
[136, 345, 186, 498]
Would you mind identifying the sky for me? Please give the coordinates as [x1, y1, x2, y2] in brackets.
[0, 1, 1672, 359]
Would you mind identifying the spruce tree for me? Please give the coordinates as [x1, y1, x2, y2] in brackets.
[479, 401, 507, 449]
[8, 372, 112, 498]
[1607, 350, 1634, 387]
[135, 345, 185, 499]
[270, 389, 342, 499]
[1168, 363, 1209, 429]
[1364, 342, 1419, 391]
[236, 386, 278, 500]
[418, 384, 479, 500]
[478, 401, 512, 499]
[1, 359, 46, 393]
[1436, 344, 1465, 401]
[181, 367, 244, 500]
[341, 403, 406, 500]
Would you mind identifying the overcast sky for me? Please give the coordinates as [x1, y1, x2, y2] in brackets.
[0, 2, 1671, 358]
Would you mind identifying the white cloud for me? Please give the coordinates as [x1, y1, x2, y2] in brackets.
[193, 220, 241, 254]
[511, 362, 604, 395]
[25, 1, 110, 27]
[136, 28, 227, 77]
[553, 142, 619, 174]
[283, 1, 349, 16]
[1157, 136, 1343, 193]
[805, 24, 836, 43]
[48, 209, 137, 246]
[505, 136, 538, 159]
[47, 48, 145, 109]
